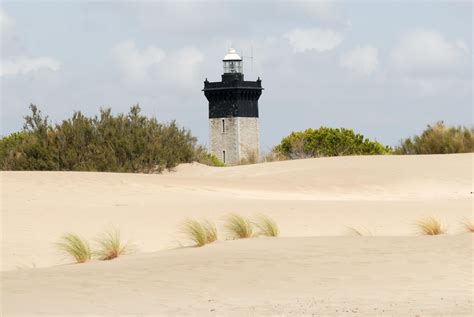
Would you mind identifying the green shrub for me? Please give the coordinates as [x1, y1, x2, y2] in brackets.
[1, 104, 219, 172]
[0, 131, 30, 169]
[194, 148, 225, 167]
[395, 121, 473, 154]
[273, 127, 391, 159]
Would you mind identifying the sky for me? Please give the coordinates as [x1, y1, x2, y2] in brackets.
[1, 0, 472, 151]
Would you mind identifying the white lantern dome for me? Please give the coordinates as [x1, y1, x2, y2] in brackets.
[223, 48, 242, 61]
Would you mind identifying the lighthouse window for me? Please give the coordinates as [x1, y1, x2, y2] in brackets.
[223, 60, 242, 74]
[222, 119, 225, 133]
[222, 150, 226, 163]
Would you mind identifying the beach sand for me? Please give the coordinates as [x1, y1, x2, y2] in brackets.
[1, 154, 473, 315]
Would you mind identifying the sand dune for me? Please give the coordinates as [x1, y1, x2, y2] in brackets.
[3, 235, 472, 315]
[1, 154, 473, 315]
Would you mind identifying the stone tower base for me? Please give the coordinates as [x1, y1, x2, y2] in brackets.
[209, 117, 259, 165]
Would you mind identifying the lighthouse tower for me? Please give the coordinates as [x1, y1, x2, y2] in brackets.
[203, 48, 263, 165]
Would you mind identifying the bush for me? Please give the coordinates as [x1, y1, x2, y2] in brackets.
[194, 148, 225, 167]
[0, 131, 30, 170]
[273, 127, 391, 159]
[395, 121, 474, 154]
[1, 104, 221, 172]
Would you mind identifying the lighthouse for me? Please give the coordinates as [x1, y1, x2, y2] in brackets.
[203, 48, 263, 165]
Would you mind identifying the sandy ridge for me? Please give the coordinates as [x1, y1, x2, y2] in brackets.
[2, 235, 472, 315]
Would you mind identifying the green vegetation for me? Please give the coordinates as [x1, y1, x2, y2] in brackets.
[415, 216, 446, 235]
[0, 104, 221, 172]
[272, 122, 472, 160]
[56, 233, 92, 263]
[95, 229, 132, 260]
[2, 105, 471, 171]
[273, 127, 391, 159]
[180, 219, 218, 247]
[224, 214, 254, 239]
[0, 131, 29, 162]
[254, 214, 279, 237]
[395, 121, 473, 154]
[194, 152, 225, 167]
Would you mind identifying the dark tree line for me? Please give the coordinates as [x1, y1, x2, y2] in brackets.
[272, 122, 473, 160]
[2, 105, 472, 171]
[0, 104, 221, 172]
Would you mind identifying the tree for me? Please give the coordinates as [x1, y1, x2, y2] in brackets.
[394, 121, 473, 154]
[1, 104, 220, 172]
[273, 127, 391, 159]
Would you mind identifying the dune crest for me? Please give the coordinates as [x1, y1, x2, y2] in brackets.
[1, 154, 472, 272]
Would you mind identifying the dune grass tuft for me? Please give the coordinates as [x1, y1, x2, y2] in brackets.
[462, 219, 474, 233]
[95, 229, 131, 260]
[181, 219, 218, 247]
[415, 216, 446, 235]
[224, 213, 254, 239]
[254, 214, 279, 237]
[203, 220, 218, 243]
[56, 233, 92, 263]
[346, 226, 374, 236]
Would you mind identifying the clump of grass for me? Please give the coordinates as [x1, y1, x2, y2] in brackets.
[56, 233, 92, 263]
[462, 219, 474, 233]
[415, 216, 446, 235]
[346, 226, 374, 236]
[203, 220, 218, 243]
[95, 229, 131, 260]
[254, 214, 279, 237]
[181, 219, 218, 247]
[224, 213, 253, 239]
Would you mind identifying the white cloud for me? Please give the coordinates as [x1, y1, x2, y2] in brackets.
[1, 8, 17, 47]
[293, 0, 337, 20]
[0, 8, 15, 33]
[166, 47, 204, 87]
[111, 40, 166, 81]
[390, 29, 469, 77]
[339, 46, 379, 75]
[283, 27, 343, 53]
[111, 40, 204, 87]
[0, 56, 61, 76]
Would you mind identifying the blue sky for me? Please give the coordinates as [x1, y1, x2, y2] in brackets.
[1, 1, 472, 151]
